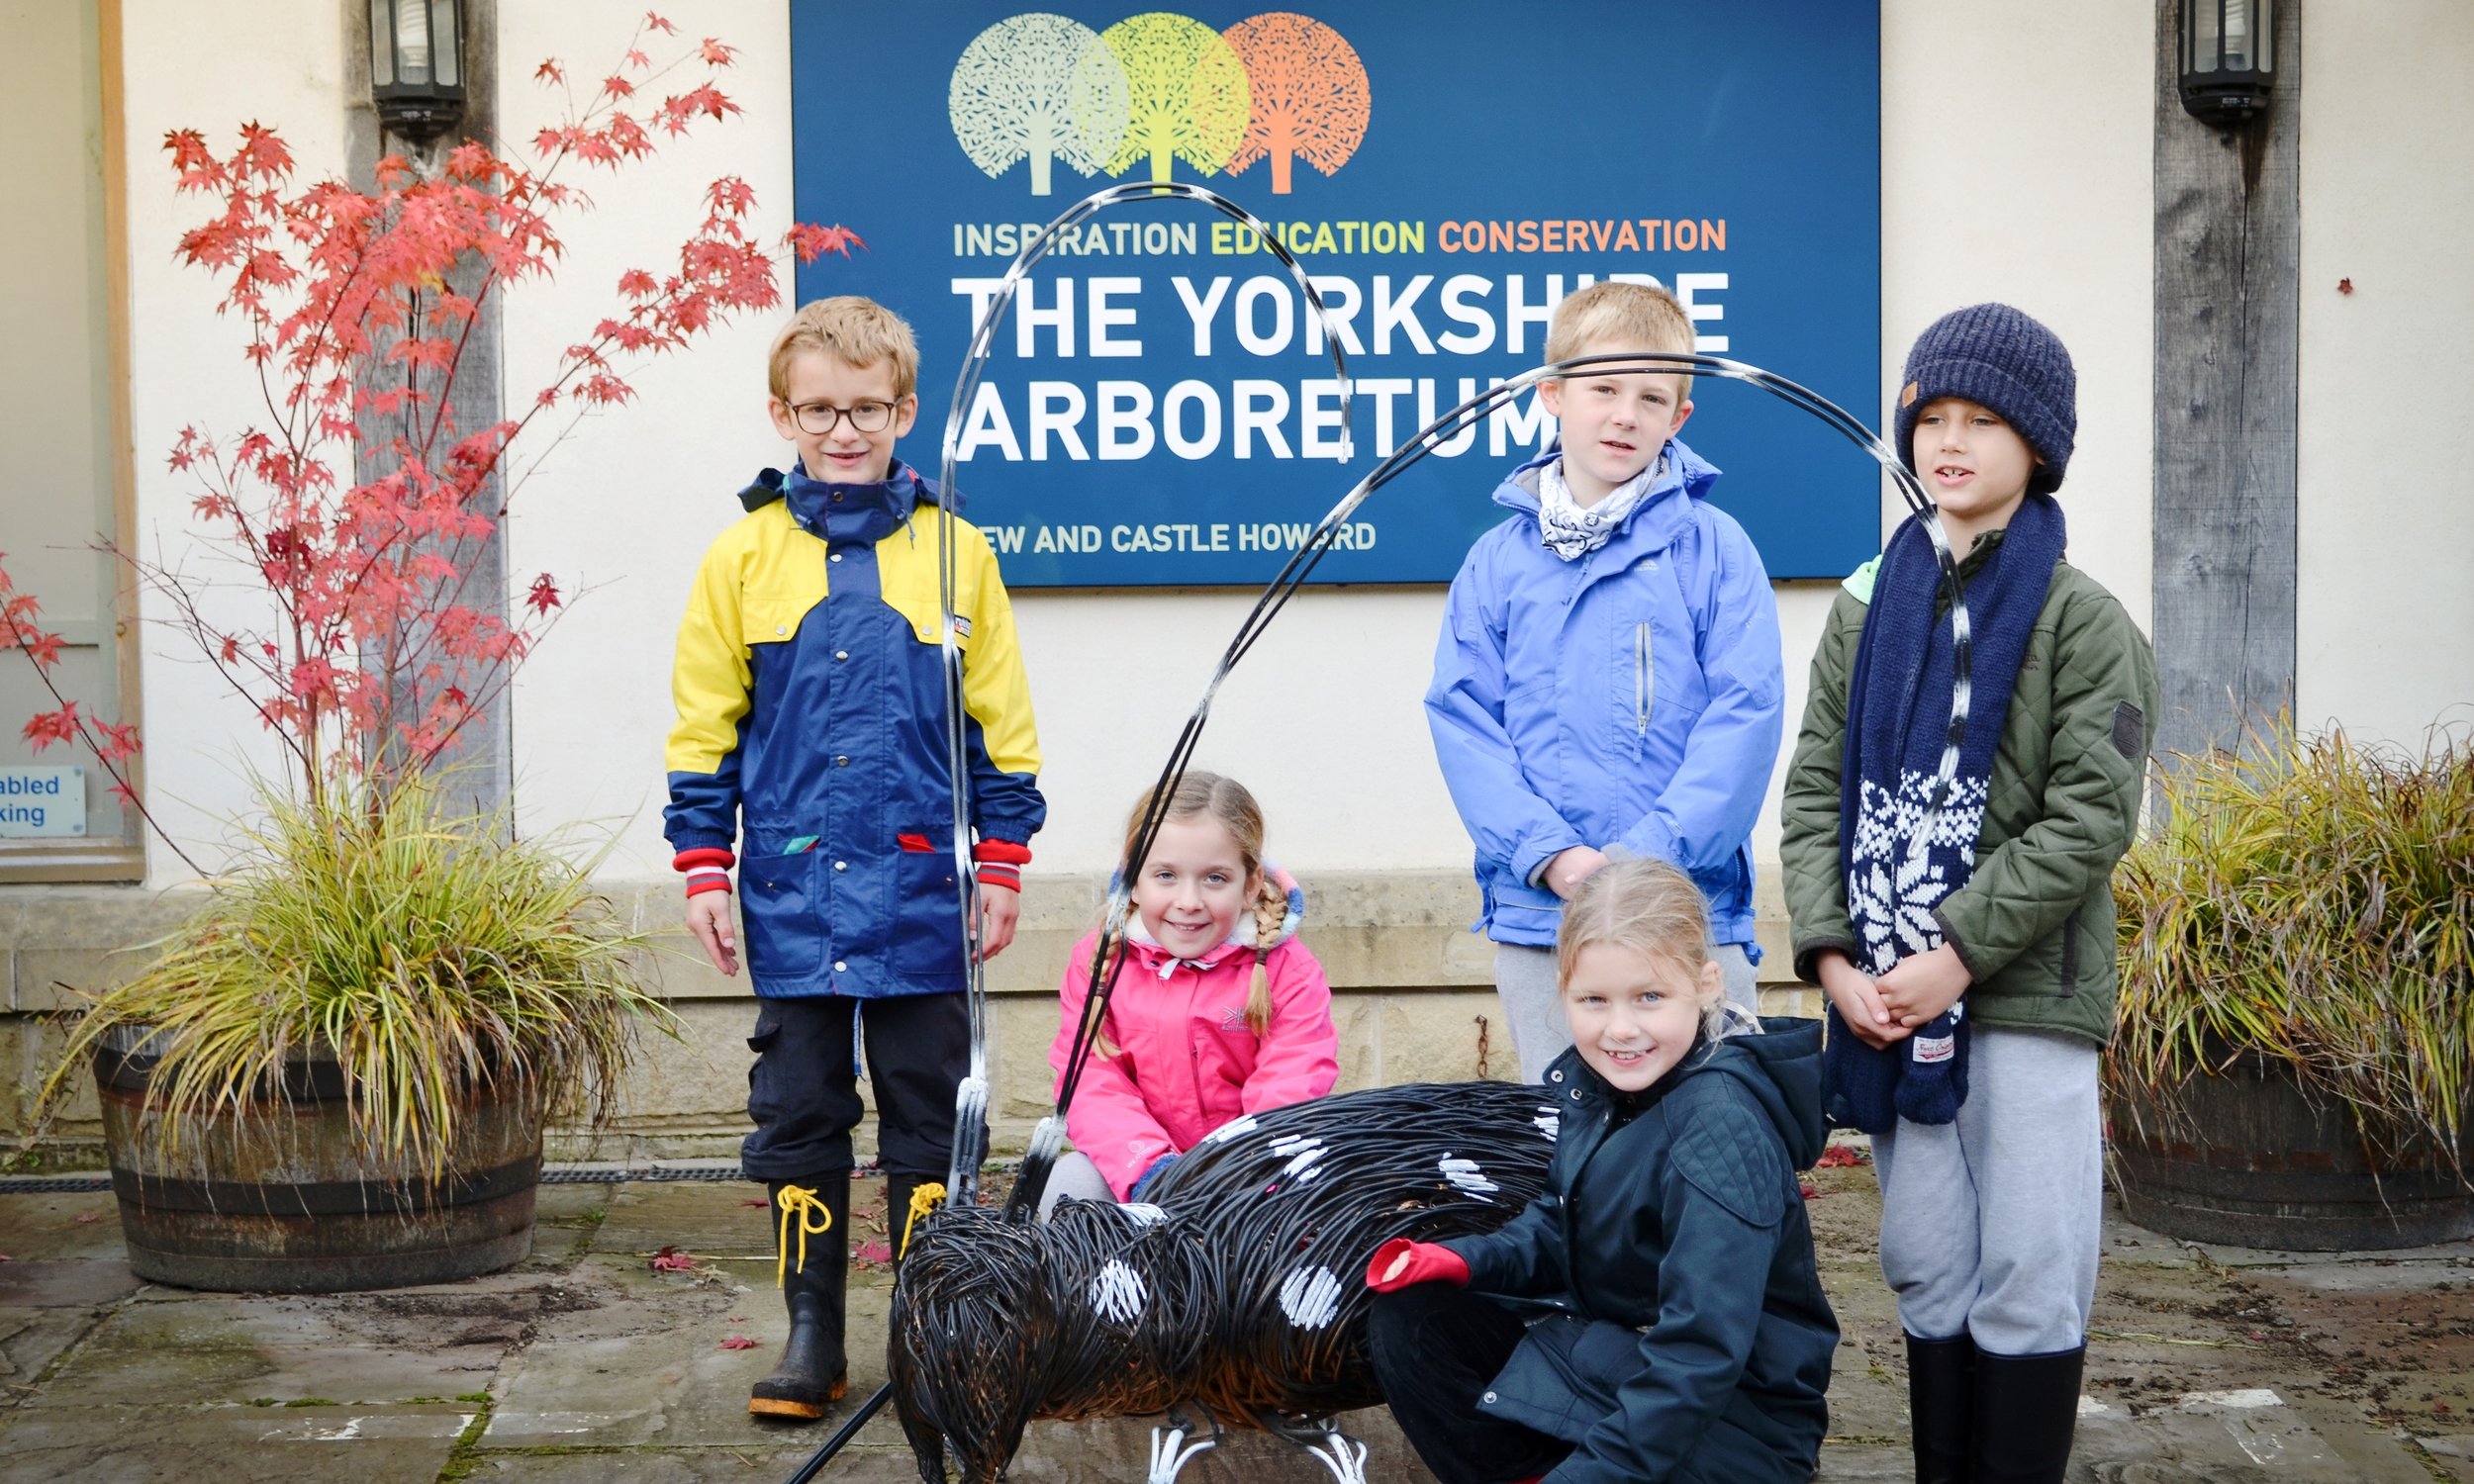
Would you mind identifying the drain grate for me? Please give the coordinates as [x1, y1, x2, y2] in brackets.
[0, 1159, 1017, 1196]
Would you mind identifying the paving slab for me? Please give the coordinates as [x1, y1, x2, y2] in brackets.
[0, 1307, 103, 1400]
[485, 1255, 809, 1447]
[0, 1401, 468, 1484]
[465, 1443, 913, 1482]
[0, 1257, 137, 1308]
[26, 1289, 516, 1406]
[0, 1189, 127, 1261]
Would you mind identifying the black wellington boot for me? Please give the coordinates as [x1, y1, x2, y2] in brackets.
[1906, 1331, 1976, 1484]
[883, 1170, 942, 1269]
[748, 1176, 849, 1421]
[1971, 1345, 2085, 1484]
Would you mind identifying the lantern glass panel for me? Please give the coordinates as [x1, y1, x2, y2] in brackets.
[2256, 0, 2273, 73]
[396, 0, 432, 84]
[369, 0, 394, 85]
[434, 0, 459, 87]
[2189, 0, 2221, 75]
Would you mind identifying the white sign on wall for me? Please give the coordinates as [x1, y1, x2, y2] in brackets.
[0, 766, 86, 837]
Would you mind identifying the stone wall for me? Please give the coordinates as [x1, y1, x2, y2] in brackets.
[0, 871, 1810, 1169]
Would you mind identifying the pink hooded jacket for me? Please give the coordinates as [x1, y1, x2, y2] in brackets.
[1049, 870, 1339, 1199]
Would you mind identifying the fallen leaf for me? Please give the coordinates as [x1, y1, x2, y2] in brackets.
[650, 1246, 700, 1272]
[718, 1336, 760, 1350]
[1798, 1180, 1820, 1201]
[1815, 1145, 1868, 1168]
[852, 1239, 894, 1266]
[75, 1212, 101, 1224]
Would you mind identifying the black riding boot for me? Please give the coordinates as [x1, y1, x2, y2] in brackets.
[1906, 1331, 1976, 1484]
[748, 1175, 849, 1421]
[1971, 1345, 2084, 1484]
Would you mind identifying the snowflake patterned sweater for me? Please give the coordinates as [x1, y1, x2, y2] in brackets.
[1777, 523, 2158, 1053]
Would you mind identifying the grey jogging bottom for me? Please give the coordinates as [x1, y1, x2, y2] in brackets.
[1870, 1025, 2103, 1356]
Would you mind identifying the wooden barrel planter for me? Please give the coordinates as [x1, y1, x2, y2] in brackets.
[94, 1028, 544, 1292]
[2109, 1053, 2474, 1252]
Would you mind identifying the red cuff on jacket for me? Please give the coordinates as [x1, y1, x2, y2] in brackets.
[675, 848, 735, 898]
[973, 839, 1030, 892]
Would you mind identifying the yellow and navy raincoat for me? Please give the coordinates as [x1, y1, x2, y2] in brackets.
[664, 459, 1044, 998]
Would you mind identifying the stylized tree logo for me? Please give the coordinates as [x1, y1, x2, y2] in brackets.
[1222, 12, 1369, 195]
[1100, 12, 1251, 185]
[950, 13, 1131, 196]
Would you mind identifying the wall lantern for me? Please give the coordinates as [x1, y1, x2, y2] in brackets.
[2178, 0, 2273, 126]
[369, 0, 466, 142]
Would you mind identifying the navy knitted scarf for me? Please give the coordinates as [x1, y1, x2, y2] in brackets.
[1823, 494, 2066, 1131]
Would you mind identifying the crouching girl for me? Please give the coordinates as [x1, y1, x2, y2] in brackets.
[1364, 857, 1837, 1484]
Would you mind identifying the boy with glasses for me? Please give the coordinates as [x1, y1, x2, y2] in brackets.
[664, 296, 1046, 1422]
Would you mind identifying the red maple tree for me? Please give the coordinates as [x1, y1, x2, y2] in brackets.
[2, 11, 854, 863]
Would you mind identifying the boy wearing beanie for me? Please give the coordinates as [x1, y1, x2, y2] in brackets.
[1778, 304, 2158, 1484]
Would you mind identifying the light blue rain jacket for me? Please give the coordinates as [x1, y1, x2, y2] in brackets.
[1425, 439, 1784, 951]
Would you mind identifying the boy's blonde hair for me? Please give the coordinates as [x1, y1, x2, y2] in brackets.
[1557, 857, 1727, 1043]
[768, 296, 920, 403]
[1088, 772, 1289, 1055]
[1544, 281, 1696, 399]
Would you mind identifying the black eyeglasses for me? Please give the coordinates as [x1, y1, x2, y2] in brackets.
[791, 400, 899, 435]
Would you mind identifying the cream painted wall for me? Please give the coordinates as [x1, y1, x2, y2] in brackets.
[105, 3, 2170, 891]
[1879, 0, 2155, 632]
[2296, 3, 2474, 747]
[121, 0, 351, 877]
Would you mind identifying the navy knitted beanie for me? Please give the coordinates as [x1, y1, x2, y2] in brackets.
[1894, 304, 2077, 496]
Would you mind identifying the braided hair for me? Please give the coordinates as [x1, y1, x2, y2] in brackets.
[1086, 772, 1285, 1055]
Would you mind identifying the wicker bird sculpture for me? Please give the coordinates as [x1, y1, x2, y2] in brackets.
[886, 1080, 1561, 1484]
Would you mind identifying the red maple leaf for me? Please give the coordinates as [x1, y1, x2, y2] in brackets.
[718, 1336, 760, 1350]
[525, 572, 562, 615]
[534, 58, 563, 84]
[649, 1246, 698, 1272]
[785, 223, 865, 262]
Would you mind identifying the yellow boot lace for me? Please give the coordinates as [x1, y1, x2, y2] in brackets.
[773, 1183, 834, 1288]
[901, 1181, 947, 1259]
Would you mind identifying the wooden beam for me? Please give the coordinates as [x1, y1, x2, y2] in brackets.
[2151, 0, 2301, 766]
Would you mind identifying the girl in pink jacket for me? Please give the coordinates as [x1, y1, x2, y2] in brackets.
[1042, 772, 1340, 1208]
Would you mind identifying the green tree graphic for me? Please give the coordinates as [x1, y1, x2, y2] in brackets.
[1223, 13, 1371, 195]
[950, 13, 1130, 196]
[1101, 12, 1251, 185]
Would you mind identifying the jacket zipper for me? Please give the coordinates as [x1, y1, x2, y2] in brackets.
[1635, 622, 1654, 735]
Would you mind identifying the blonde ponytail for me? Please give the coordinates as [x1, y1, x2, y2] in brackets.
[1244, 872, 1287, 1036]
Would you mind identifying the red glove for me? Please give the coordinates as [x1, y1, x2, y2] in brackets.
[1365, 1238, 1470, 1293]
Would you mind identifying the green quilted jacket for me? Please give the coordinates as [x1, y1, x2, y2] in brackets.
[1778, 534, 2159, 1047]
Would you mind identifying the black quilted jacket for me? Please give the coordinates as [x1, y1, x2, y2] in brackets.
[1439, 1022, 1838, 1484]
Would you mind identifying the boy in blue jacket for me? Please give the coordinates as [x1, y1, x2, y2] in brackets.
[1364, 858, 1837, 1484]
[665, 297, 1045, 1422]
[1427, 281, 1784, 1081]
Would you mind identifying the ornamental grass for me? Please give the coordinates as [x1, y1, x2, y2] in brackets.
[36, 776, 677, 1177]
[2109, 717, 2474, 1168]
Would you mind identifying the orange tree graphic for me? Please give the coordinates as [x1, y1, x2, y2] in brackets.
[1223, 12, 1369, 194]
[950, 12, 1130, 196]
[1101, 12, 1251, 185]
